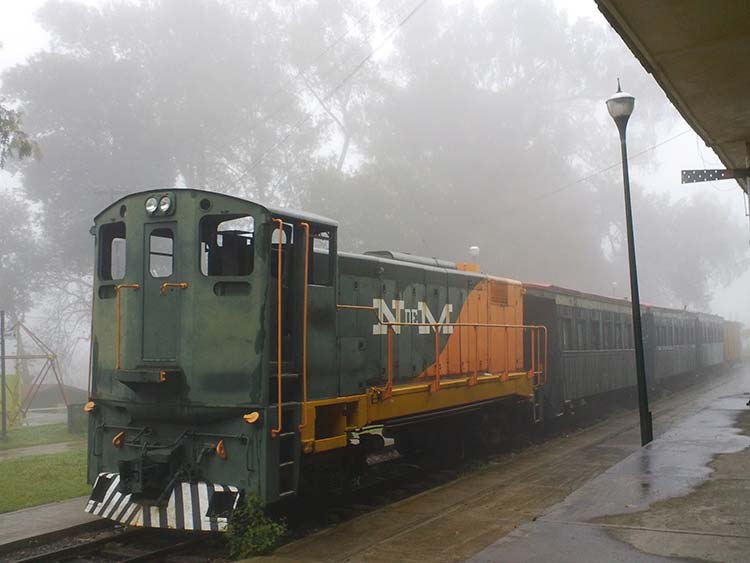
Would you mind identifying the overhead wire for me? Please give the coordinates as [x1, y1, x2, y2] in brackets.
[234, 0, 415, 155]
[227, 0, 430, 190]
[529, 129, 693, 206]
[241, 0, 393, 136]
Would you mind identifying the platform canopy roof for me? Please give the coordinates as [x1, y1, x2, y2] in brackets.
[595, 1, 750, 191]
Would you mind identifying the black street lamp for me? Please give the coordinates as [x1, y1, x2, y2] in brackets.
[606, 80, 654, 446]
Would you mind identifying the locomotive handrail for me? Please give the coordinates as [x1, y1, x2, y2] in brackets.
[338, 303, 547, 399]
[298, 222, 310, 432]
[160, 281, 189, 295]
[336, 304, 549, 398]
[115, 283, 140, 370]
[376, 320, 547, 397]
[271, 218, 284, 439]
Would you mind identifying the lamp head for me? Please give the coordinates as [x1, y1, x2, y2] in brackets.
[606, 79, 635, 124]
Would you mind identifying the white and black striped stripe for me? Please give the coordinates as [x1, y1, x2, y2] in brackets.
[85, 473, 240, 532]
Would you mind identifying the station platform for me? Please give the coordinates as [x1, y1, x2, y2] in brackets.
[470, 367, 750, 562]
[249, 365, 749, 563]
[0, 496, 103, 554]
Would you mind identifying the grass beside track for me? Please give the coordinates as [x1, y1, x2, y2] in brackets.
[0, 447, 89, 513]
[0, 423, 85, 451]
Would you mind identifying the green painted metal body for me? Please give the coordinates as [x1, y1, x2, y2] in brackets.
[89, 190, 276, 501]
[87, 189, 517, 506]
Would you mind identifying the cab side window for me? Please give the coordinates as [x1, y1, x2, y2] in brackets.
[310, 229, 333, 286]
[100, 222, 126, 281]
[200, 215, 254, 276]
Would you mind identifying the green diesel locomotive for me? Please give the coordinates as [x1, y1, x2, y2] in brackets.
[85, 189, 546, 531]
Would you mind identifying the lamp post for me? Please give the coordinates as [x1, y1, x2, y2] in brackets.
[606, 80, 653, 446]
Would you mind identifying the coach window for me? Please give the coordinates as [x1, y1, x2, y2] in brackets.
[614, 323, 623, 349]
[576, 320, 586, 350]
[561, 318, 572, 350]
[590, 320, 601, 349]
[99, 222, 126, 281]
[149, 228, 173, 278]
[200, 215, 254, 276]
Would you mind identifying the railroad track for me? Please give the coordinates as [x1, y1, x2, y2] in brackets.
[281, 370, 731, 537]
[11, 527, 206, 563]
[7, 371, 734, 561]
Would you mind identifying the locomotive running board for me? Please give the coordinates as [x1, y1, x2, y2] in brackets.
[85, 473, 240, 532]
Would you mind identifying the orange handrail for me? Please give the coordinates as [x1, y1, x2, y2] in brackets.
[160, 282, 188, 295]
[469, 325, 478, 386]
[385, 325, 394, 397]
[115, 283, 140, 370]
[432, 329, 441, 393]
[336, 305, 549, 395]
[298, 222, 310, 431]
[385, 321, 546, 397]
[336, 304, 378, 311]
[271, 218, 284, 438]
[86, 288, 95, 398]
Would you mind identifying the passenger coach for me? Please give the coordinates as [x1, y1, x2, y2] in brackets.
[524, 284, 729, 416]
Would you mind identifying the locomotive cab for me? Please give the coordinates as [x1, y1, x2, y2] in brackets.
[86, 188, 337, 530]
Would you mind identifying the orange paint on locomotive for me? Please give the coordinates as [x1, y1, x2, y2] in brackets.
[418, 279, 525, 381]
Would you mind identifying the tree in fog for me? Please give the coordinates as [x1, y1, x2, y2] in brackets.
[0, 102, 38, 169]
[304, 0, 747, 308]
[0, 42, 38, 168]
[0, 194, 42, 318]
[2, 0, 316, 273]
[1, 0, 747, 324]
[0, 39, 41, 318]
[614, 191, 749, 310]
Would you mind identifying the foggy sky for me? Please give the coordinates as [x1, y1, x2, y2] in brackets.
[1, 0, 748, 391]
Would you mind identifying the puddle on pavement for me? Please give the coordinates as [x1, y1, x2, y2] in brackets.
[467, 384, 750, 563]
[591, 396, 750, 562]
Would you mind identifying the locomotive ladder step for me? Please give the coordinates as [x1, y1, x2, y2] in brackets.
[269, 372, 300, 380]
[278, 431, 296, 439]
[279, 461, 295, 469]
[279, 490, 296, 499]
[270, 361, 296, 371]
[532, 391, 543, 423]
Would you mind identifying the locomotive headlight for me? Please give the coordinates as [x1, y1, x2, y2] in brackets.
[145, 197, 158, 214]
[159, 195, 172, 213]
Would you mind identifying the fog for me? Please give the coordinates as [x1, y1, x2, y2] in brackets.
[1, 0, 747, 390]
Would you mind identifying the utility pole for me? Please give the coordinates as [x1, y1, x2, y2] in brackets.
[1, 310, 7, 439]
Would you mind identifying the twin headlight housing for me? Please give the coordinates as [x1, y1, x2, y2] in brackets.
[144, 193, 175, 216]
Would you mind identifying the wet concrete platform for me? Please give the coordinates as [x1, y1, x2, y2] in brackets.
[249, 366, 749, 563]
[0, 496, 103, 554]
[470, 369, 750, 562]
